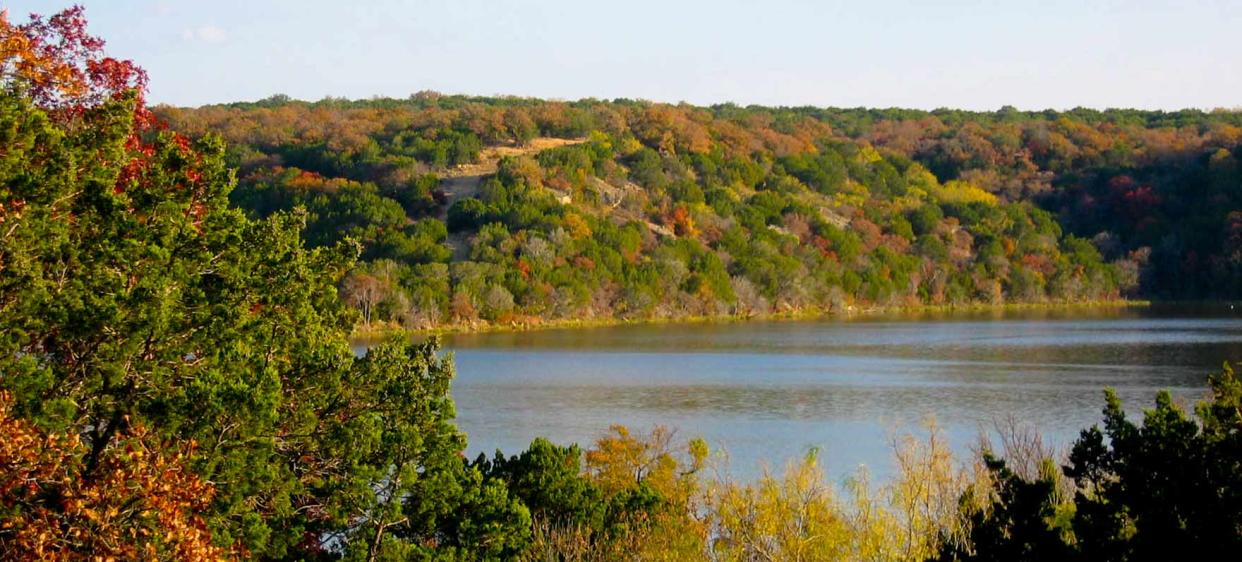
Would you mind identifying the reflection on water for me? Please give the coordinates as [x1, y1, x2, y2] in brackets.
[356, 305, 1242, 481]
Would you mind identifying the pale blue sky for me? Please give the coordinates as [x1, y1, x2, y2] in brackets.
[5, 0, 1240, 110]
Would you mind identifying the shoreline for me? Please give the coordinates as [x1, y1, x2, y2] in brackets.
[349, 299, 1164, 341]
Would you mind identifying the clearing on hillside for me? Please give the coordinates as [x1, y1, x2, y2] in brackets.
[440, 137, 586, 258]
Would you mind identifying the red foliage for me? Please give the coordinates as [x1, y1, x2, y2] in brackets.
[810, 235, 837, 261]
[1020, 253, 1056, 277]
[852, 218, 883, 252]
[2, 6, 176, 198]
[1107, 175, 1162, 222]
[1, 6, 149, 122]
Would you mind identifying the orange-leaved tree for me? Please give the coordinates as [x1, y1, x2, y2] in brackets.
[0, 5, 148, 119]
[0, 392, 236, 560]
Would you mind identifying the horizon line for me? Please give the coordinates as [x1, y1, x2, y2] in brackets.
[153, 90, 1242, 115]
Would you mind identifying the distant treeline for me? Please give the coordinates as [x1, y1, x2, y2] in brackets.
[156, 95, 1242, 329]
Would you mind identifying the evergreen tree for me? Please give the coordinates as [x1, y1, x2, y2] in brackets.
[0, 9, 528, 558]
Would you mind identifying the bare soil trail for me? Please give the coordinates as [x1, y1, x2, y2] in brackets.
[438, 137, 585, 259]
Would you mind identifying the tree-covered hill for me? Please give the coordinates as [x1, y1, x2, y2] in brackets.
[155, 94, 1242, 329]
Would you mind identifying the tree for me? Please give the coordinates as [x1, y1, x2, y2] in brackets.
[933, 363, 1242, 561]
[0, 9, 522, 558]
[482, 283, 515, 321]
[503, 107, 537, 146]
[1063, 364, 1242, 561]
[327, 340, 532, 561]
[342, 271, 387, 325]
[929, 454, 1075, 562]
[710, 449, 852, 561]
[446, 197, 492, 232]
[0, 6, 148, 118]
[479, 438, 603, 528]
[0, 392, 233, 560]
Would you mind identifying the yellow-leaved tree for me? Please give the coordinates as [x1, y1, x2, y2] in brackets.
[583, 425, 710, 560]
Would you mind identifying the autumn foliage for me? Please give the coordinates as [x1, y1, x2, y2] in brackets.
[0, 5, 148, 120]
[505, 422, 988, 562]
[0, 393, 234, 560]
[155, 72, 1242, 331]
[0, 7, 233, 558]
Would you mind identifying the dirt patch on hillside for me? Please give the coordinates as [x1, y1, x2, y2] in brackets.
[442, 137, 586, 180]
[437, 137, 585, 207]
[438, 137, 586, 259]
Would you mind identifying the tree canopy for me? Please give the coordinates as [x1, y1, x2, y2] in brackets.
[152, 90, 1241, 330]
[0, 8, 527, 558]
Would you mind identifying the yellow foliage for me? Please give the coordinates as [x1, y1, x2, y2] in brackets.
[617, 135, 644, 156]
[555, 421, 991, 561]
[874, 421, 981, 561]
[893, 192, 928, 212]
[583, 425, 710, 560]
[588, 129, 613, 151]
[928, 179, 999, 206]
[832, 180, 871, 207]
[709, 449, 853, 561]
[0, 11, 84, 100]
[856, 145, 885, 165]
[564, 212, 592, 239]
[904, 163, 998, 206]
[903, 164, 941, 194]
[577, 421, 986, 561]
[583, 424, 707, 509]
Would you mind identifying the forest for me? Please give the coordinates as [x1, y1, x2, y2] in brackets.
[151, 82, 1242, 331]
[1, 6, 1240, 561]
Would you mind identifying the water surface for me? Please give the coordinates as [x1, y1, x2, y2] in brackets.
[360, 305, 1242, 481]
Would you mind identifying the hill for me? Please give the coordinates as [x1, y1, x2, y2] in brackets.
[156, 96, 1242, 330]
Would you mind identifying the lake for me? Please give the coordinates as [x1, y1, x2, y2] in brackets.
[356, 305, 1242, 481]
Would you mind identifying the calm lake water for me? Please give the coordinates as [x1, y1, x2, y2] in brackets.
[356, 305, 1242, 481]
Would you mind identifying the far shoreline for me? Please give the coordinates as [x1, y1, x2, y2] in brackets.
[347, 298, 1188, 342]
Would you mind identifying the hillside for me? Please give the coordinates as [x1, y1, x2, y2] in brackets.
[156, 96, 1242, 329]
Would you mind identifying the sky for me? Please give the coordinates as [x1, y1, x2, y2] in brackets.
[4, 0, 1241, 110]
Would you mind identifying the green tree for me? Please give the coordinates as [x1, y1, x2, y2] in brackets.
[0, 12, 524, 557]
[933, 363, 1242, 561]
[1064, 363, 1242, 561]
[929, 454, 1075, 562]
